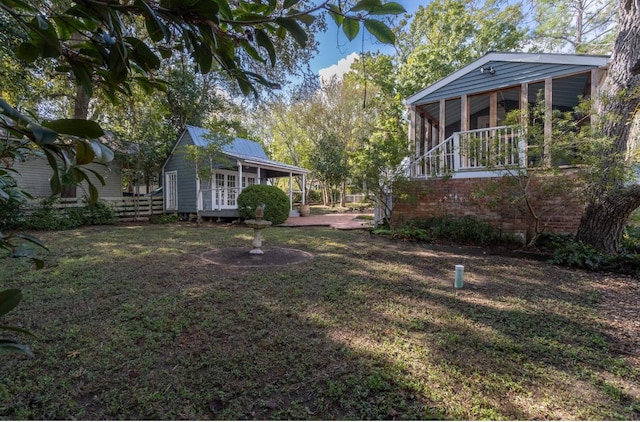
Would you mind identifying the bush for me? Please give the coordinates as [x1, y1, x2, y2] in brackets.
[82, 200, 116, 225]
[292, 189, 322, 204]
[150, 213, 179, 224]
[0, 187, 27, 231]
[237, 184, 290, 225]
[21, 198, 115, 230]
[550, 242, 606, 270]
[373, 216, 519, 246]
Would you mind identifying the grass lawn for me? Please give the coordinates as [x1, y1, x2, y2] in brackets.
[1, 223, 639, 420]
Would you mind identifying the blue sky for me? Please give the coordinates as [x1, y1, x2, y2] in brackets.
[309, 0, 424, 77]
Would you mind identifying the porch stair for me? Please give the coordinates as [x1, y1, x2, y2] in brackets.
[409, 126, 526, 179]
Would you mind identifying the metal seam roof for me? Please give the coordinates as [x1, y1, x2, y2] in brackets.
[184, 125, 309, 174]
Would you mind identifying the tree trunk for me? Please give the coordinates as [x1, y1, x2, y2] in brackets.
[61, 84, 91, 198]
[576, 185, 640, 253]
[575, 0, 640, 253]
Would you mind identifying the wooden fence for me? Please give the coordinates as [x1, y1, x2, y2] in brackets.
[26, 196, 165, 222]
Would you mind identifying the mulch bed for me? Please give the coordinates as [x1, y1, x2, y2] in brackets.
[201, 247, 314, 267]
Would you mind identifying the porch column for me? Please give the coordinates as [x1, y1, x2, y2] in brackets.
[237, 161, 243, 202]
[257, 167, 262, 184]
[408, 105, 417, 176]
[302, 173, 306, 205]
[591, 68, 605, 126]
[289, 172, 293, 211]
[460, 94, 468, 131]
[490, 92, 498, 127]
[439, 99, 446, 142]
[520, 83, 529, 168]
[544, 78, 553, 166]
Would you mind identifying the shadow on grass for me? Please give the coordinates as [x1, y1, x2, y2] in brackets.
[0, 225, 638, 420]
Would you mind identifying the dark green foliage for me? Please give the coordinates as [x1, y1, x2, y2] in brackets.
[150, 213, 179, 224]
[374, 216, 516, 245]
[292, 189, 322, 204]
[536, 232, 576, 251]
[21, 198, 115, 231]
[549, 229, 640, 275]
[550, 242, 607, 270]
[237, 185, 290, 225]
[622, 226, 640, 254]
[0, 187, 26, 232]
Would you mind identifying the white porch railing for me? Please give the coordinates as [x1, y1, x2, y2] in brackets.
[198, 187, 240, 211]
[411, 126, 526, 179]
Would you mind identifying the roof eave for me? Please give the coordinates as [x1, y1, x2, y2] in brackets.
[404, 52, 611, 106]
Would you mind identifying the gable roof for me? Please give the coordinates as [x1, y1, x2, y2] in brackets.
[405, 52, 610, 106]
[186, 125, 269, 159]
[183, 125, 309, 174]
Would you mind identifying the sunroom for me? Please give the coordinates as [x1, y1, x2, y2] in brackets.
[405, 52, 610, 179]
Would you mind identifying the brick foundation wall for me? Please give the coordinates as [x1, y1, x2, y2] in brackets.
[391, 172, 584, 241]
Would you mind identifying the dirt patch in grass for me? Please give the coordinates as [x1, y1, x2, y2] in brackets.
[202, 247, 314, 267]
[1, 224, 639, 420]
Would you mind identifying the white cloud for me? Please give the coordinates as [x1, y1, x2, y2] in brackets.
[318, 52, 359, 85]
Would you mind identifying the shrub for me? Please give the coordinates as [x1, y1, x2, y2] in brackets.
[0, 185, 27, 231]
[622, 226, 640, 254]
[237, 184, 290, 225]
[22, 198, 115, 230]
[82, 200, 116, 225]
[150, 213, 179, 224]
[292, 189, 322, 204]
[550, 242, 606, 270]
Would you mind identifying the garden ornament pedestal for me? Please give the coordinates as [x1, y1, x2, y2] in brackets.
[244, 205, 271, 255]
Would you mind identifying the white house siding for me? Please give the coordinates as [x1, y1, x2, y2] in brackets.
[11, 156, 122, 198]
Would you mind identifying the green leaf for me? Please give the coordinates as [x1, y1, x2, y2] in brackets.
[241, 40, 266, 64]
[189, 0, 219, 22]
[0, 325, 35, 337]
[366, 1, 405, 15]
[0, 289, 22, 317]
[14, 233, 48, 251]
[43, 119, 105, 138]
[89, 140, 114, 163]
[0, 98, 31, 127]
[342, 17, 360, 41]
[351, 0, 382, 12]
[88, 181, 99, 203]
[127, 37, 161, 70]
[283, 0, 300, 7]
[363, 18, 395, 44]
[76, 141, 95, 165]
[0, 340, 33, 357]
[213, 0, 233, 19]
[16, 42, 39, 62]
[1, 0, 35, 12]
[26, 122, 58, 144]
[327, 8, 344, 26]
[255, 29, 276, 67]
[83, 166, 107, 186]
[274, 17, 308, 47]
[107, 42, 129, 84]
[70, 62, 94, 98]
[35, 15, 48, 30]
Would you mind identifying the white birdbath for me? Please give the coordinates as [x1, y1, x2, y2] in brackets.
[244, 204, 271, 255]
[244, 218, 272, 255]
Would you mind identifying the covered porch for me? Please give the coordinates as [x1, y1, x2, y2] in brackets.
[406, 53, 609, 178]
[195, 157, 309, 218]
